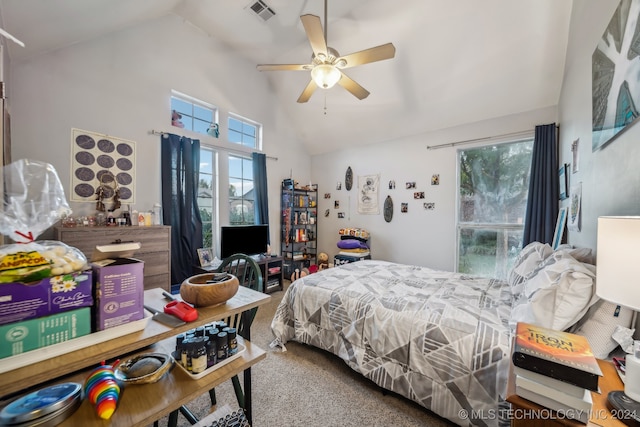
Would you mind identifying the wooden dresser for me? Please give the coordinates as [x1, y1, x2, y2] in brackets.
[55, 225, 171, 291]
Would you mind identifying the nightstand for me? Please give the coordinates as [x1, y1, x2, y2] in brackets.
[506, 359, 626, 426]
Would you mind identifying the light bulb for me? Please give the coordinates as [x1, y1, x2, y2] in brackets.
[311, 64, 341, 89]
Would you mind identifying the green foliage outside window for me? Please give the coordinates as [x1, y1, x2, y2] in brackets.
[457, 139, 533, 279]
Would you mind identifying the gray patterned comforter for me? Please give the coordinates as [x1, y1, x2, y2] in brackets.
[270, 260, 516, 427]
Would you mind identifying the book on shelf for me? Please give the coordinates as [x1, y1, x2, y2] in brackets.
[284, 252, 305, 261]
[515, 383, 591, 424]
[512, 322, 602, 391]
[515, 373, 592, 412]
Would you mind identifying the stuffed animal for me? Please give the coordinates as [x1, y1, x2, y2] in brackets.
[171, 110, 184, 128]
[207, 123, 219, 138]
[318, 252, 329, 270]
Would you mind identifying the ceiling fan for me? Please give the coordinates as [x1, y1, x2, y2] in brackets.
[256, 0, 396, 103]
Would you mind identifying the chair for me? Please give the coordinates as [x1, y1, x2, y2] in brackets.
[167, 253, 263, 427]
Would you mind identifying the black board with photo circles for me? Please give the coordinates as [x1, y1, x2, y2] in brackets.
[71, 128, 136, 204]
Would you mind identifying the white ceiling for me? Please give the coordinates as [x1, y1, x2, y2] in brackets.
[0, 0, 573, 155]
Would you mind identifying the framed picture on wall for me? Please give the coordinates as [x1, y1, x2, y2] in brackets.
[592, 0, 640, 151]
[568, 182, 582, 232]
[559, 163, 569, 200]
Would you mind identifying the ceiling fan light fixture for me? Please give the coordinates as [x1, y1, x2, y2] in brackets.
[311, 64, 341, 89]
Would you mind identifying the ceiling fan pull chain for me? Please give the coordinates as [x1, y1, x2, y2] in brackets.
[324, 93, 328, 115]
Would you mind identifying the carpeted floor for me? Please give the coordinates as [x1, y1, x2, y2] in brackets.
[154, 282, 454, 427]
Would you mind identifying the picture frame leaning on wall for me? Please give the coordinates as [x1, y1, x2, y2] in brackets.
[552, 207, 569, 250]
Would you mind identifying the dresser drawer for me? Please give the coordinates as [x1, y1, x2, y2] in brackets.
[56, 227, 169, 255]
[55, 226, 172, 291]
[135, 250, 170, 276]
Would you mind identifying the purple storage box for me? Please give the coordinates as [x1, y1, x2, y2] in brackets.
[0, 270, 93, 326]
[91, 243, 145, 331]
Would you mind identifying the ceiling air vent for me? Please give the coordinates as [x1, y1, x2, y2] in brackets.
[249, 0, 276, 22]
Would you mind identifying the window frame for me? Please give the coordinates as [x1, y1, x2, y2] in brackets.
[228, 154, 255, 225]
[198, 146, 218, 251]
[454, 137, 534, 279]
[228, 113, 261, 150]
[171, 91, 219, 137]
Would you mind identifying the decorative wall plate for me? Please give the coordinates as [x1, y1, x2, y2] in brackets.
[345, 166, 353, 191]
[384, 195, 393, 222]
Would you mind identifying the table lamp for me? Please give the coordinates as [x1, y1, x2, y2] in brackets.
[595, 216, 640, 423]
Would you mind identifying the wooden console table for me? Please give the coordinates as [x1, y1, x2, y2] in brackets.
[0, 287, 271, 426]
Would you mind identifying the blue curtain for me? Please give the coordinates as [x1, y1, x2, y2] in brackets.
[161, 134, 203, 285]
[252, 152, 270, 243]
[522, 123, 559, 246]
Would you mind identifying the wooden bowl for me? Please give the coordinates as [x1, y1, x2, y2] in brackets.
[179, 273, 240, 307]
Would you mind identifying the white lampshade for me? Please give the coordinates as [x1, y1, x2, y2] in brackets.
[311, 64, 341, 89]
[596, 216, 640, 311]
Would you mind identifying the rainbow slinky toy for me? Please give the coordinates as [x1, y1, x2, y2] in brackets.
[83, 363, 121, 419]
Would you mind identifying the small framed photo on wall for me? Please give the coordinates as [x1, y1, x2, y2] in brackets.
[559, 163, 569, 200]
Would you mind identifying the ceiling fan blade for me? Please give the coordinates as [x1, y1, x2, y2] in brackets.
[257, 64, 309, 72]
[338, 43, 396, 69]
[300, 14, 327, 57]
[337, 72, 370, 100]
[297, 80, 318, 103]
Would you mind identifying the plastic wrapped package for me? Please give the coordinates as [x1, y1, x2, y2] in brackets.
[0, 159, 87, 283]
[0, 159, 71, 243]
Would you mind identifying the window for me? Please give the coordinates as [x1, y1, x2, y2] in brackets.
[198, 147, 217, 249]
[229, 155, 254, 225]
[228, 114, 260, 149]
[457, 138, 534, 279]
[171, 93, 218, 136]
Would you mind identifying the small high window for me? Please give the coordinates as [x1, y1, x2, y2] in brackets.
[171, 92, 218, 137]
[228, 114, 260, 149]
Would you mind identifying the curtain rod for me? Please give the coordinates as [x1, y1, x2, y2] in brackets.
[150, 129, 278, 160]
[426, 129, 536, 150]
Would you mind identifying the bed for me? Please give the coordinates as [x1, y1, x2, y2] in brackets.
[271, 244, 631, 427]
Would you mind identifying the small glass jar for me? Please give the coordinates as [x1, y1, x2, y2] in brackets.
[181, 339, 192, 370]
[227, 328, 238, 355]
[216, 331, 228, 360]
[191, 337, 208, 374]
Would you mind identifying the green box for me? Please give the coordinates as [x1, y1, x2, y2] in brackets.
[0, 307, 91, 358]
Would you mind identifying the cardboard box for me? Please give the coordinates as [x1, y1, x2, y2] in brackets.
[0, 307, 91, 358]
[0, 270, 93, 326]
[92, 243, 145, 331]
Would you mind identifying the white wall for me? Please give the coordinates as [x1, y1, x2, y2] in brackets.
[8, 14, 310, 246]
[9, 2, 634, 269]
[311, 106, 557, 271]
[311, 0, 640, 271]
[559, 0, 640, 252]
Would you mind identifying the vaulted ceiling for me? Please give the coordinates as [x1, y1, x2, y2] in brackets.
[0, 0, 573, 155]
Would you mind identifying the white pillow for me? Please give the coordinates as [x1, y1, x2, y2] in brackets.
[507, 242, 553, 294]
[570, 299, 634, 359]
[555, 245, 595, 265]
[510, 251, 598, 331]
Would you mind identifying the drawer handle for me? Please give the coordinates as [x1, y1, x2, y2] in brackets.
[110, 239, 134, 244]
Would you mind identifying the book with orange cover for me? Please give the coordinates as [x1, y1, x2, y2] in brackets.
[512, 322, 602, 391]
